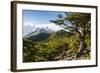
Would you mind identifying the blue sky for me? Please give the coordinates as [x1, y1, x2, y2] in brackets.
[23, 10, 65, 24]
[22, 10, 67, 36]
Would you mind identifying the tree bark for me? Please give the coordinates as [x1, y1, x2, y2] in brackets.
[75, 28, 85, 58]
[76, 36, 85, 58]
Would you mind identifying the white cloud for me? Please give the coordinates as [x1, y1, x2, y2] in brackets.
[23, 22, 69, 37]
[34, 23, 62, 31]
[23, 22, 36, 37]
[24, 22, 34, 27]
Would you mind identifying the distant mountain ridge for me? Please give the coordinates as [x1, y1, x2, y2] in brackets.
[23, 28, 73, 42]
[23, 26, 71, 39]
[24, 27, 54, 38]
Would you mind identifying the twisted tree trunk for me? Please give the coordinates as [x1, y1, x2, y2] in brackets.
[75, 28, 85, 58]
[76, 36, 85, 58]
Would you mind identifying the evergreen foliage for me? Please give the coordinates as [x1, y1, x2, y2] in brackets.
[23, 12, 91, 62]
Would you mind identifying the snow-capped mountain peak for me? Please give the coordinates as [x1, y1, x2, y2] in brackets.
[23, 27, 54, 38]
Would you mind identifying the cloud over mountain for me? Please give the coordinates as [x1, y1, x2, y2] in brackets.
[23, 22, 64, 37]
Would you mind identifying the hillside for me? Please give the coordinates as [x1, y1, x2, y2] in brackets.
[24, 30, 72, 42]
[23, 29, 90, 62]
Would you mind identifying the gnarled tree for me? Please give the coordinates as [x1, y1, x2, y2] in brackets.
[50, 12, 91, 58]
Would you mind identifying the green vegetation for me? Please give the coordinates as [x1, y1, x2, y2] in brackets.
[23, 12, 91, 62]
